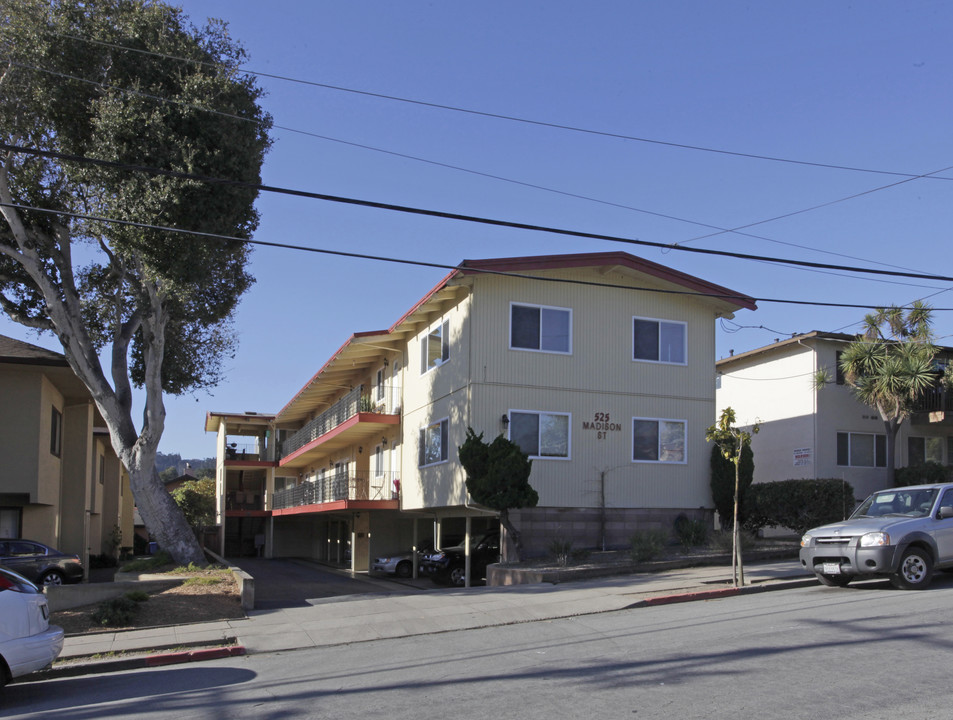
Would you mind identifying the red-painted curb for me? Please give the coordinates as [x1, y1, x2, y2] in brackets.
[640, 587, 743, 606]
[144, 645, 246, 667]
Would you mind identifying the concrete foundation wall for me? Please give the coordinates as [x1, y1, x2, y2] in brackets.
[509, 506, 712, 559]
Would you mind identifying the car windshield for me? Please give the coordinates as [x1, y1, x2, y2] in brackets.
[852, 488, 939, 519]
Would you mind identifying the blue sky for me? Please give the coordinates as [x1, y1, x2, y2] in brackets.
[3, 1, 952, 459]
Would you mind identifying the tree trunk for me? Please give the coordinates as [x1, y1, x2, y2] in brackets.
[499, 509, 524, 562]
[732, 456, 744, 588]
[123, 448, 207, 566]
[884, 418, 900, 487]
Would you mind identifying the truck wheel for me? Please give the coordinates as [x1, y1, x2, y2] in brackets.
[890, 547, 933, 590]
[815, 572, 853, 587]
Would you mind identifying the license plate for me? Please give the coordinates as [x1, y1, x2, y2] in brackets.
[822, 562, 841, 575]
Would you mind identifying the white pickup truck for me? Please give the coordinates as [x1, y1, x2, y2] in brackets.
[799, 483, 953, 590]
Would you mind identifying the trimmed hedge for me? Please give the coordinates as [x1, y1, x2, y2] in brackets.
[745, 478, 855, 536]
[895, 462, 951, 487]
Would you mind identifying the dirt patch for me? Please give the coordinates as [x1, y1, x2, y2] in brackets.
[52, 568, 244, 636]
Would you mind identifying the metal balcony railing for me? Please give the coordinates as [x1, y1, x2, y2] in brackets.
[278, 385, 398, 459]
[271, 471, 400, 510]
[913, 385, 953, 414]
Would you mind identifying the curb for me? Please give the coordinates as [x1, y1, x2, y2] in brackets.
[23, 645, 245, 682]
[627, 577, 818, 609]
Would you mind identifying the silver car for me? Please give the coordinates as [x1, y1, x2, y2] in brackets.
[800, 483, 953, 590]
[0, 567, 64, 687]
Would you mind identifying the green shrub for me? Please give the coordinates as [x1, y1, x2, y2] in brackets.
[709, 442, 754, 529]
[895, 462, 951, 487]
[89, 553, 118, 569]
[630, 530, 667, 563]
[674, 516, 709, 551]
[91, 596, 139, 626]
[124, 589, 150, 603]
[708, 529, 756, 553]
[745, 479, 855, 536]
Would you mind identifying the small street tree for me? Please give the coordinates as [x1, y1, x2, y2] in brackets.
[458, 428, 538, 562]
[815, 303, 946, 486]
[171, 476, 216, 539]
[706, 407, 758, 587]
[0, 0, 271, 564]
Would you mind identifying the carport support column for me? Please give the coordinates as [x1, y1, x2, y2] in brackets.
[465, 516, 472, 588]
[412, 518, 419, 578]
[266, 516, 274, 559]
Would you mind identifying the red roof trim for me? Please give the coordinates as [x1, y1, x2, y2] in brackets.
[458, 252, 757, 311]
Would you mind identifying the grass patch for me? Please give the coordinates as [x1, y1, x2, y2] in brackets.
[182, 577, 222, 587]
[120, 552, 173, 573]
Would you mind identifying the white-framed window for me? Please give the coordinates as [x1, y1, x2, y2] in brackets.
[419, 417, 449, 467]
[632, 417, 687, 463]
[510, 302, 572, 354]
[633, 317, 686, 365]
[374, 444, 385, 478]
[908, 436, 944, 466]
[837, 432, 887, 467]
[509, 410, 571, 459]
[375, 368, 385, 402]
[421, 320, 450, 374]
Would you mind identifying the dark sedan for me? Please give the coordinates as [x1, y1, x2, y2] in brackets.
[422, 532, 500, 586]
[0, 539, 84, 586]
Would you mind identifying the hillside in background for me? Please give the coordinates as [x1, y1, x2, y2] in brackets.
[156, 451, 215, 477]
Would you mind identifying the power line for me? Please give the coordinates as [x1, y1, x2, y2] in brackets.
[5, 142, 953, 286]
[8, 59, 937, 281]
[6, 200, 953, 314]
[49, 31, 953, 183]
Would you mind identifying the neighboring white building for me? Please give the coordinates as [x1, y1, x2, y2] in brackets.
[207, 251, 756, 570]
[716, 331, 953, 502]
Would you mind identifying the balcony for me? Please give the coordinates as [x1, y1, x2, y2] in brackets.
[272, 471, 400, 511]
[277, 384, 399, 464]
[912, 385, 953, 425]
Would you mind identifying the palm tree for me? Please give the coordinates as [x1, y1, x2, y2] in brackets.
[835, 302, 941, 486]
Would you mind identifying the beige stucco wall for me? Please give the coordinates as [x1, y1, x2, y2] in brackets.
[0, 369, 52, 501]
[718, 337, 953, 503]
[400, 266, 727, 513]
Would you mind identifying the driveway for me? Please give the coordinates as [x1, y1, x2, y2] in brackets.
[230, 557, 425, 609]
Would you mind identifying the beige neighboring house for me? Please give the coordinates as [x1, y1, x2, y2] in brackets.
[0, 335, 133, 570]
[716, 331, 953, 503]
[206, 252, 755, 574]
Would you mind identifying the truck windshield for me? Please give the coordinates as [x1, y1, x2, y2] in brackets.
[852, 488, 938, 519]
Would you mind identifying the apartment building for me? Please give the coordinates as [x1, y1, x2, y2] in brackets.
[0, 335, 133, 568]
[206, 252, 755, 570]
[716, 331, 953, 502]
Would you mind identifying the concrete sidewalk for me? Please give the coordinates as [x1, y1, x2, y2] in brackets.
[31, 558, 815, 680]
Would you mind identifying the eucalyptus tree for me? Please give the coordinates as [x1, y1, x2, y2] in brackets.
[0, 0, 271, 564]
[819, 303, 944, 486]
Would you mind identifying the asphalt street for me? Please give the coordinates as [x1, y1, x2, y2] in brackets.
[6, 576, 953, 719]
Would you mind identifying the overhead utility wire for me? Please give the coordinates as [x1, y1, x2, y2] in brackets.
[5, 142, 953, 287]
[50, 32, 953, 183]
[5, 142, 953, 286]
[10, 59, 935, 279]
[5, 200, 952, 314]
[676, 163, 953, 246]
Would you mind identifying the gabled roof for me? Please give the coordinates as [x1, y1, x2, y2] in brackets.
[456, 251, 757, 313]
[0, 334, 70, 366]
[276, 251, 756, 424]
[0, 334, 93, 400]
